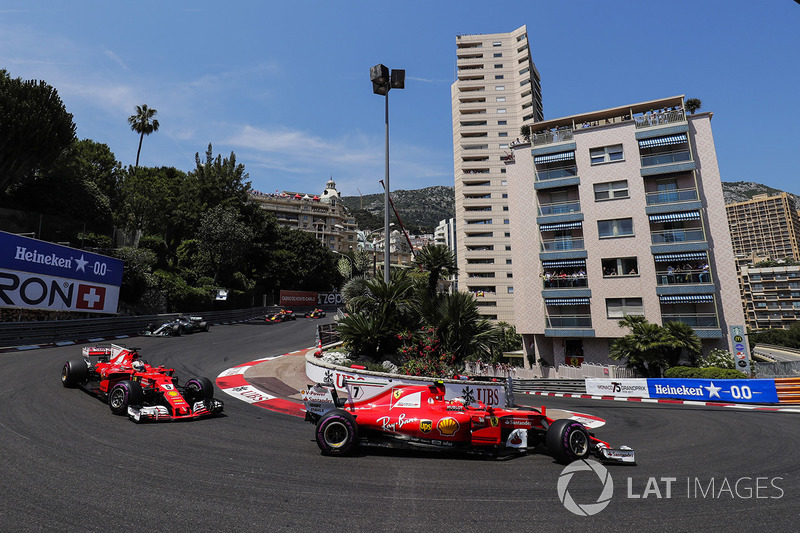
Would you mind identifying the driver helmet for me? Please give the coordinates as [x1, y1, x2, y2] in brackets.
[132, 360, 145, 372]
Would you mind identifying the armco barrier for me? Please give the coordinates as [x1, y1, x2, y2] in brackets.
[306, 353, 510, 408]
[0, 307, 271, 347]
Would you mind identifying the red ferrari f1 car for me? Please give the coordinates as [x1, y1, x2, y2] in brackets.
[61, 345, 223, 422]
[302, 380, 634, 464]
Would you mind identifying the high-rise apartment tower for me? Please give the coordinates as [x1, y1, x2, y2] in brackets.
[451, 26, 543, 323]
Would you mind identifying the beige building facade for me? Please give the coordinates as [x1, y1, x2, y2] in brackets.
[726, 192, 800, 267]
[506, 96, 746, 367]
[451, 26, 543, 323]
[249, 178, 358, 253]
[739, 265, 800, 331]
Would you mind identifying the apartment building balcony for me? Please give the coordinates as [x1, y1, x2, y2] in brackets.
[532, 128, 574, 147]
[538, 199, 580, 216]
[644, 187, 702, 215]
[634, 108, 686, 130]
[659, 295, 721, 338]
[541, 237, 584, 253]
[544, 306, 595, 337]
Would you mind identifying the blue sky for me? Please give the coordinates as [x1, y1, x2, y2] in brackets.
[2, 1, 798, 198]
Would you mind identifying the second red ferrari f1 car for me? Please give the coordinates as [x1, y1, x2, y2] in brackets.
[61, 345, 223, 422]
[302, 380, 634, 464]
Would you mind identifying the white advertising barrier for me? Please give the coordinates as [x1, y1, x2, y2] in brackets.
[306, 355, 507, 407]
[585, 378, 651, 398]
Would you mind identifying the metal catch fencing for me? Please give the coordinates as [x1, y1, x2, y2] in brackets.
[0, 307, 272, 348]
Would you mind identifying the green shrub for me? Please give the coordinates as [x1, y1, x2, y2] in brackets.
[664, 366, 747, 379]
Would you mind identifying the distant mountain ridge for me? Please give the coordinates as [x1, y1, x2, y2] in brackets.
[722, 181, 800, 210]
[340, 181, 799, 234]
[341, 185, 455, 232]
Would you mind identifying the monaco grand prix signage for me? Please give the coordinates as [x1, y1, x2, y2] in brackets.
[0, 231, 123, 314]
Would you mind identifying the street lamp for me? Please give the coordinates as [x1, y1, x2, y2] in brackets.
[370, 63, 405, 284]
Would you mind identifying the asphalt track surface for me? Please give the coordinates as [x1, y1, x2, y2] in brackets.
[2, 318, 800, 532]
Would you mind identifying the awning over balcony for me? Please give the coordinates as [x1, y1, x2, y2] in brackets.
[539, 221, 582, 232]
[638, 134, 688, 148]
[653, 251, 708, 263]
[545, 297, 590, 306]
[648, 211, 701, 224]
[542, 259, 586, 268]
[534, 151, 575, 164]
[659, 294, 714, 304]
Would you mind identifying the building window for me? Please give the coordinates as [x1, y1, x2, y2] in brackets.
[498, 120, 507, 125]
[507, 272, 513, 278]
[502, 193, 508, 198]
[500, 168, 506, 174]
[499, 132, 508, 137]
[602, 257, 638, 276]
[492, 41, 502, 47]
[494, 64, 503, 68]
[508, 287, 514, 294]
[598, 218, 634, 238]
[606, 298, 644, 318]
[502, 206, 508, 211]
[590, 144, 624, 165]
[594, 180, 629, 201]
[494, 53, 502, 57]
[495, 75, 504, 80]
[505, 245, 511, 250]
[495, 86, 505, 91]
[504, 219, 510, 224]
[496, 97, 506, 102]
[500, 180, 507, 186]
[504, 232, 510, 237]
[506, 259, 512, 264]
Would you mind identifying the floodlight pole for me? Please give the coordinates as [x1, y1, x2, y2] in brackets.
[383, 90, 390, 284]
[370, 63, 404, 285]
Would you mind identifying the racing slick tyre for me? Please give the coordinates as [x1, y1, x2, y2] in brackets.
[200, 321, 210, 332]
[184, 377, 215, 402]
[61, 359, 88, 388]
[546, 419, 591, 464]
[171, 324, 182, 336]
[315, 409, 359, 456]
[108, 380, 144, 415]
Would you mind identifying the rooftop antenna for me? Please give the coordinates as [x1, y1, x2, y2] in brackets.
[357, 187, 363, 210]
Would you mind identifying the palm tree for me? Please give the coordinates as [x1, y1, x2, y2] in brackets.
[684, 98, 702, 114]
[662, 321, 702, 367]
[609, 316, 671, 377]
[415, 291, 498, 363]
[413, 244, 458, 297]
[128, 104, 160, 169]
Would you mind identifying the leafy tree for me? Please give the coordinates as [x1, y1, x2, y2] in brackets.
[196, 204, 254, 285]
[520, 124, 531, 142]
[698, 348, 736, 370]
[190, 144, 251, 211]
[128, 104, 159, 169]
[0, 69, 76, 193]
[685, 98, 702, 114]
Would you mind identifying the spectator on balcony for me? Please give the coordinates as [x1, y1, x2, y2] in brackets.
[699, 261, 710, 283]
[667, 265, 676, 283]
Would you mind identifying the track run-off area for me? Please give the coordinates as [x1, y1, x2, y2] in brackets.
[2, 317, 799, 532]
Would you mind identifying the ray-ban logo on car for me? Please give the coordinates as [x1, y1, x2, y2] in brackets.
[557, 459, 613, 516]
